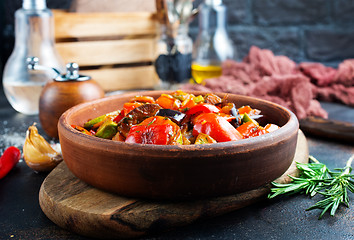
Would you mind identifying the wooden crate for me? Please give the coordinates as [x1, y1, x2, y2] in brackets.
[53, 10, 159, 92]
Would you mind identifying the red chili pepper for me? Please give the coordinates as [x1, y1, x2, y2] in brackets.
[186, 103, 220, 116]
[0, 146, 21, 179]
[193, 113, 243, 142]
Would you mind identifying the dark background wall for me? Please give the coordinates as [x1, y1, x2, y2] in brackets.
[1, 0, 354, 76]
[192, 0, 354, 66]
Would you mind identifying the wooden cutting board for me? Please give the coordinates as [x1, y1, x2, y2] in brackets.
[39, 131, 308, 239]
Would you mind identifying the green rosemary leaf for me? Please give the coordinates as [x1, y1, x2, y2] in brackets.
[268, 182, 308, 199]
[343, 188, 349, 207]
[269, 154, 354, 219]
[347, 180, 354, 192]
[331, 198, 341, 216]
[319, 201, 333, 219]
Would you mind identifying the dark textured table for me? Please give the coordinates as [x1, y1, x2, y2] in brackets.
[0, 88, 353, 240]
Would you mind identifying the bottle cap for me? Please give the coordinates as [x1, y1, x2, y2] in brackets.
[23, 0, 47, 10]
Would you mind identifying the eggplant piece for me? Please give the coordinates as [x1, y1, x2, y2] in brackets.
[117, 104, 161, 137]
[156, 109, 186, 125]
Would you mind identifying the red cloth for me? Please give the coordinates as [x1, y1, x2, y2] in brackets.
[183, 46, 354, 119]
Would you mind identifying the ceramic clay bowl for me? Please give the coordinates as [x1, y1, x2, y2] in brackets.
[58, 90, 299, 200]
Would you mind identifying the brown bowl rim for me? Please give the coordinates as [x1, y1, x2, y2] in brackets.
[59, 91, 299, 155]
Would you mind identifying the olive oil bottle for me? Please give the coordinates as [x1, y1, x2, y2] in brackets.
[191, 63, 222, 84]
[191, 0, 235, 84]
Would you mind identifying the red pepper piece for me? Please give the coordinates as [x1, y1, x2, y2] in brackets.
[186, 103, 220, 116]
[122, 102, 144, 116]
[249, 128, 268, 138]
[129, 95, 155, 104]
[71, 125, 93, 135]
[193, 113, 243, 142]
[126, 124, 175, 145]
[0, 146, 21, 179]
[113, 110, 125, 123]
[125, 116, 182, 145]
[236, 121, 259, 138]
[238, 105, 252, 114]
[180, 95, 197, 111]
[156, 94, 181, 110]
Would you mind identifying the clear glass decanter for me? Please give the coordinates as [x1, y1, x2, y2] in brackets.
[192, 0, 235, 84]
[2, 0, 64, 115]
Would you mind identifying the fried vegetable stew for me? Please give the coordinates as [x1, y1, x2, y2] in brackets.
[72, 91, 280, 145]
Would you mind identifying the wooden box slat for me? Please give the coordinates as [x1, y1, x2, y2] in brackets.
[53, 10, 159, 91]
[54, 11, 156, 38]
[55, 39, 156, 66]
[69, 0, 156, 13]
[80, 66, 158, 91]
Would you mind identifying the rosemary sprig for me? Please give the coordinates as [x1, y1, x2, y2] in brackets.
[268, 154, 354, 219]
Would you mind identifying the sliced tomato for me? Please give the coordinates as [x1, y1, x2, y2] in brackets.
[193, 113, 243, 142]
[125, 116, 182, 145]
[186, 103, 220, 116]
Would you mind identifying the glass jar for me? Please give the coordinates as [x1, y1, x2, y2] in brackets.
[2, 0, 65, 115]
[154, 24, 193, 90]
[192, 0, 235, 84]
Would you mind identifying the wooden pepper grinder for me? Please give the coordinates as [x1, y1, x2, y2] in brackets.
[28, 57, 105, 138]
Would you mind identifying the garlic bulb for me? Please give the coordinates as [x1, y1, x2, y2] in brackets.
[23, 124, 63, 172]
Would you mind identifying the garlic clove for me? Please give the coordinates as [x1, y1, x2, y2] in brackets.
[23, 124, 63, 172]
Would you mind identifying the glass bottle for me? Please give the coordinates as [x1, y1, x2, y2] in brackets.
[2, 0, 65, 115]
[192, 0, 235, 84]
[154, 24, 193, 90]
